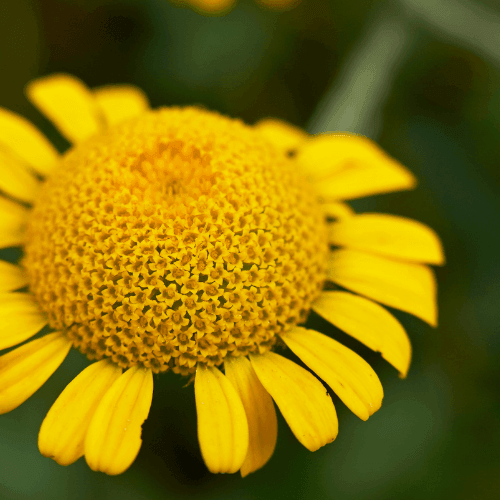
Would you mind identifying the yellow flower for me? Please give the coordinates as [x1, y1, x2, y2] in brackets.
[177, 0, 298, 15]
[0, 74, 444, 477]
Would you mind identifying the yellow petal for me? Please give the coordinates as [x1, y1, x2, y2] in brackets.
[0, 332, 71, 414]
[297, 133, 416, 199]
[0, 195, 29, 219]
[313, 291, 411, 377]
[224, 356, 277, 477]
[0, 196, 29, 248]
[84, 365, 153, 475]
[39, 360, 122, 466]
[0, 230, 24, 250]
[0, 234, 24, 250]
[328, 249, 437, 326]
[281, 327, 383, 420]
[0, 261, 28, 292]
[250, 351, 337, 452]
[254, 118, 309, 154]
[322, 201, 355, 220]
[0, 292, 47, 350]
[0, 148, 41, 203]
[26, 74, 104, 144]
[329, 213, 444, 265]
[0, 107, 59, 176]
[195, 365, 249, 474]
[93, 85, 150, 127]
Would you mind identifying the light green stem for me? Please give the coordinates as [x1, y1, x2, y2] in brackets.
[307, 13, 410, 137]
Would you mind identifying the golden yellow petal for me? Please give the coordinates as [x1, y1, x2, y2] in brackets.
[195, 365, 249, 474]
[84, 365, 153, 475]
[0, 196, 29, 249]
[329, 213, 445, 265]
[0, 332, 71, 414]
[0, 231, 24, 250]
[328, 249, 437, 326]
[250, 351, 338, 452]
[0, 107, 59, 176]
[0, 195, 29, 219]
[254, 118, 309, 154]
[0, 261, 28, 293]
[26, 74, 104, 144]
[39, 360, 122, 466]
[0, 292, 47, 350]
[313, 291, 411, 377]
[0, 148, 41, 203]
[297, 133, 416, 199]
[224, 356, 277, 477]
[281, 327, 383, 420]
[93, 85, 150, 127]
[322, 201, 355, 220]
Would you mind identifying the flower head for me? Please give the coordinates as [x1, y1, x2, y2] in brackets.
[24, 105, 327, 376]
[0, 74, 443, 476]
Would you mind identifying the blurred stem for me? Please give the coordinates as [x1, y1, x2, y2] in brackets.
[400, 0, 500, 64]
[309, 0, 500, 138]
[307, 12, 411, 138]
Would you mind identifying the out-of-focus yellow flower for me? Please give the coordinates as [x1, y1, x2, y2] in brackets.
[179, 0, 300, 15]
[184, 0, 235, 15]
[0, 74, 443, 476]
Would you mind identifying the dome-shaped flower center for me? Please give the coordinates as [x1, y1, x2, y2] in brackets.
[23, 107, 329, 375]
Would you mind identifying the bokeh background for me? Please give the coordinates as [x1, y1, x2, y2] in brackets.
[1, 0, 499, 499]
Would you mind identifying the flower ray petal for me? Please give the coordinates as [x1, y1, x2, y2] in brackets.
[254, 119, 309, 154]
[329, 213, 445, 265]
[0, 292, 48, 350]
[0, 107, 59, 176]
[0, 196, 29, 249]
[94, 85, 150, 127]
[84, 365, 153, 475]
[26, 74, 104, 144]
[328, 249, 437, 326]
[313, 291, 412, 377]
[39, 360, 122, 466]
[250, 351, 338, 452]
[298, 133, 416, 198]
[225, 356, 277, 477]
[281, 327, 383, 420]
[322, 201, 355, 220]
[195, 365, 249, 474]
[0, 332, 71, 414]
[0, 261, 29, 293]
[0, 148, 41, 203]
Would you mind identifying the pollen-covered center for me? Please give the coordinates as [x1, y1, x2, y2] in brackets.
[23, 107, 329, 375]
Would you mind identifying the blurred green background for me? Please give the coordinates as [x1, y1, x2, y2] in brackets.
[1, 0, 499, 499]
